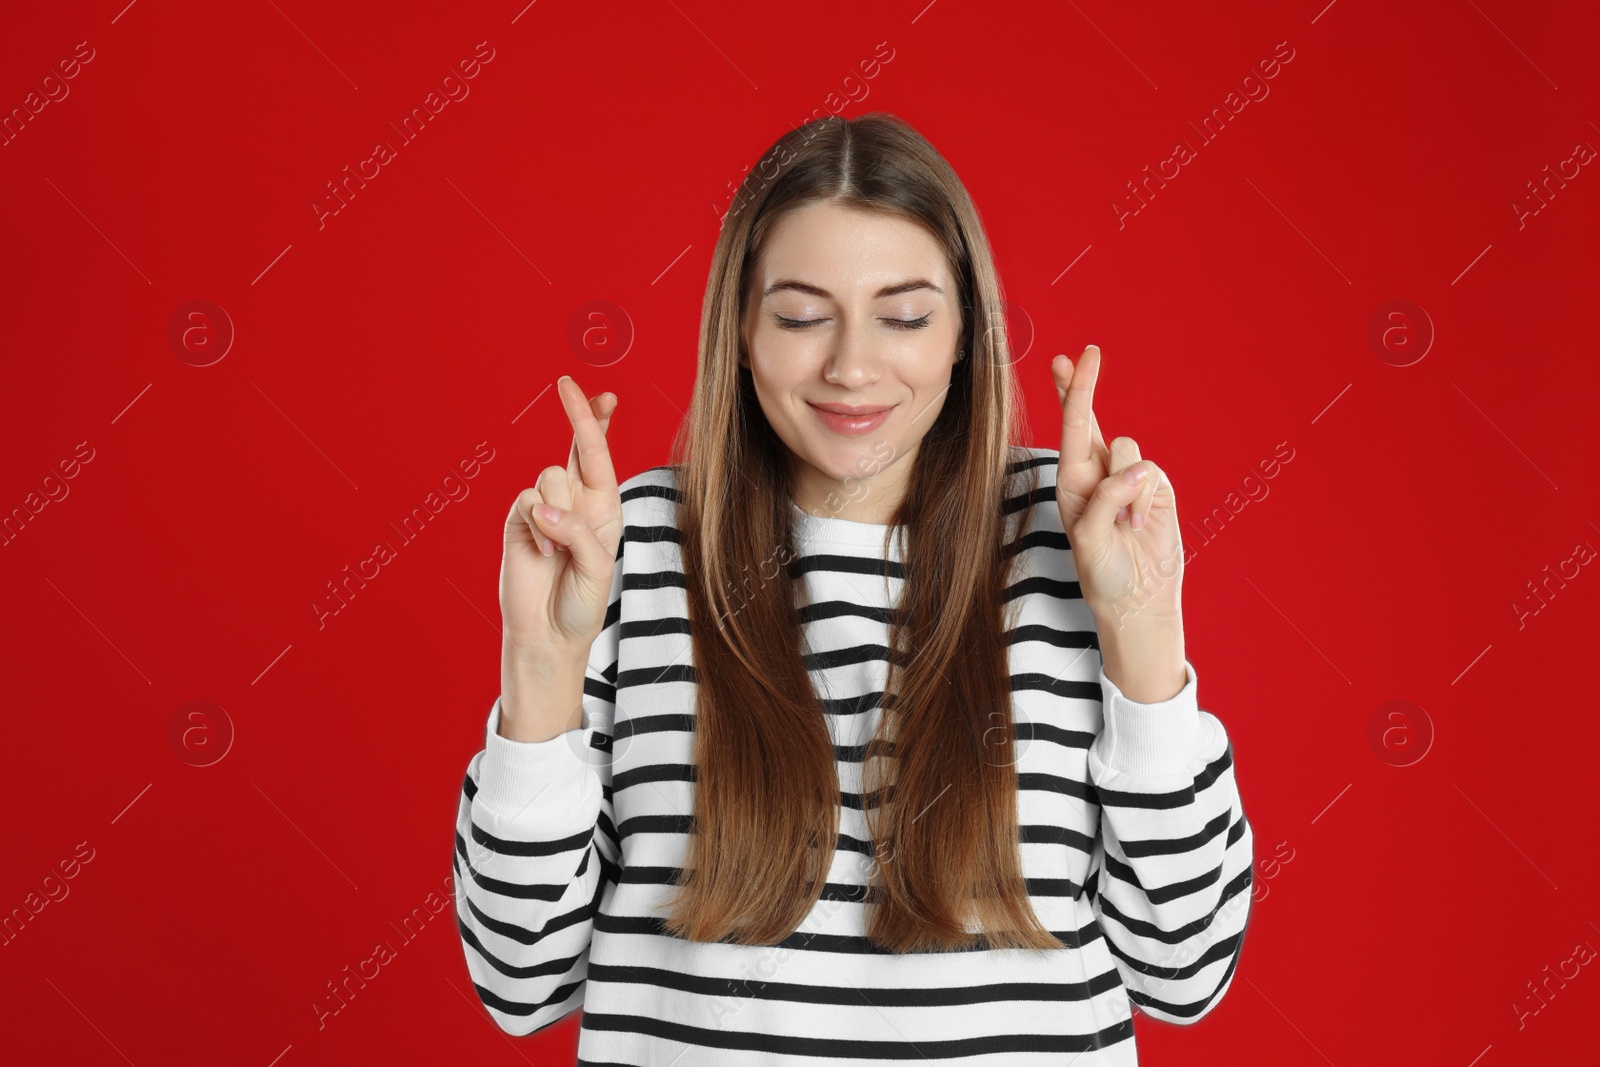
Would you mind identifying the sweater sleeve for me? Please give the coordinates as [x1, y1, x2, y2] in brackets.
[452, 557, 625, 1036]
[1085, 657, 1254, 1025]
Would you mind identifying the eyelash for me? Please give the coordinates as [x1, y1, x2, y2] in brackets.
[775, 314, 932, 331]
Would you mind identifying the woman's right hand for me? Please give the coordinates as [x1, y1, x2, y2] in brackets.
[500, 376, 623, 660]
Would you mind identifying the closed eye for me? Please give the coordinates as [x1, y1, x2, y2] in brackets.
[774, 314, 933, 331]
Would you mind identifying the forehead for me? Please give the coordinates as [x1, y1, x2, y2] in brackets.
[752, 201, 952, 296]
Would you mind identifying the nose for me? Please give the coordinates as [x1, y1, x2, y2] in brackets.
[822, 317, 882, 388]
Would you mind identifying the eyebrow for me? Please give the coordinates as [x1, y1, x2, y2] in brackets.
[761, 278, 944, 299]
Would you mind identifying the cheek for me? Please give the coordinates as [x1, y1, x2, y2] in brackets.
[752, 336, 822, 389]
[903, 332, 960, 385]
[746, 354, 808, 417]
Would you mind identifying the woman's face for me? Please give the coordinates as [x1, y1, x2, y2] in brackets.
[740, 200, 963, 523]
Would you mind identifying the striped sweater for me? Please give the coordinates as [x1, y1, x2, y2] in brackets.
[452, 447, 1254, 1065]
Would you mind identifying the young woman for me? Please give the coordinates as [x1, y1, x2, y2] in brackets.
[453, 113, 1254, 1065]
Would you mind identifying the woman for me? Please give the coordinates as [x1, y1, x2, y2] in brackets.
[453, 113, 1253, 1064]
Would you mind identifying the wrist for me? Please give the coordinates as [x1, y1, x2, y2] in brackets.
[502, 638, 588, 670]
[1086, 587, 1183, 635]
[1097, 614, 1186, 705]
[500, 642, 589, 740]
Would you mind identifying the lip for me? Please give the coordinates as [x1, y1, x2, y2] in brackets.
[807, 401, 895, 436]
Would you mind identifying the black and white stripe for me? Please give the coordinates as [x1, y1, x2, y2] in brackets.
[453, 447, 1254, 1064]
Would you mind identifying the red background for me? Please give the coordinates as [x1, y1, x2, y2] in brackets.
[3, 1, 1597, 1064]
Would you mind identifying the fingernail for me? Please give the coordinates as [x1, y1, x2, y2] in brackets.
[536, 504, 560, 523]
[1131, 510, 1143, 530]
[1116, 505, 1130, 522]
[1123, 466, 1148, 486]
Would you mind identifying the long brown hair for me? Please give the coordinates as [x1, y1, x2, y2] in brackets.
[662, 112, 1058, 953]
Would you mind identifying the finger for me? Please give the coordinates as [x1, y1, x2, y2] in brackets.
[1130, 462, 1164, 530]
[529, 502, 612, 597]
[1080, 460, 1154, 537]
[1054, 346, 1102, 472]
[535, 465, 575, 552]
[1105, 437, 1142, 523]
[567, 390, 618, 484]
[1089, 409, 1111, 470]
[556, 375, 619, 497]
[1105, 435, 1141, 476]
[507, 487, 555, 556]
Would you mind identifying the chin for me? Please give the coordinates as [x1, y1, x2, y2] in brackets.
[805, 436, 901, 482]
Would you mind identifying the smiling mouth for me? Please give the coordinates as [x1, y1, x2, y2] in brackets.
[810, 403, 894, 415]
[807, 402, 896, 435]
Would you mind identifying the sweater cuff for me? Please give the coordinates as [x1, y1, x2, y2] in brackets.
[474, 695, 599, 828]
[1094, 658, 1203, 778]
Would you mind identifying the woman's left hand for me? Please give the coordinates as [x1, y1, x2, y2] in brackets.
[1051, 345, 1183, 628]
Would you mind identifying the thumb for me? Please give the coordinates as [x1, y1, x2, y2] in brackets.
[1074, 462, 1151, 543]
[531, 503, 614, 599]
